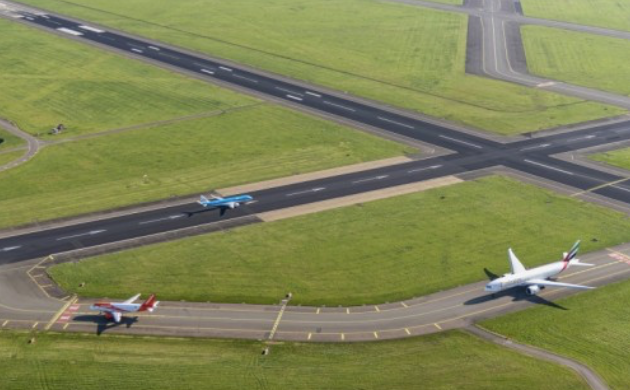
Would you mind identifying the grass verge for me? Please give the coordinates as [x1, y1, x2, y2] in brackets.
[589, 148, 630, 170]
[15, 0, 623, 134]
[483, 278, 630, 390]
[0, 17, 254, 138]
[50, 175, 630, 305]
[0, 104, 412, 229]
[522, 25, 630, 97]
[0, 151, 26, 167]
[0, 128, 26, 150]
[521, 0, 630, 32]
[0, 330, 587, 390]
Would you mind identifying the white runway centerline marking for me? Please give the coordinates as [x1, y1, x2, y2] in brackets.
[200, 68, 215, 75]
[139, 215, 184, 225]
[352, 175, 388, 184]
[56, 230, 106, 241]
[610, 185, 630, 194]
[568, 135, 596, 142]
[232, 74, 258, 83]
[323, 101, 355, 112]
[305, 91, 322, 98]
[131, 48, 143, 53]
[439, 135, 483, 149]
[1, 246, 21, 252]
[148, 45, 160, 51]
[377, 116, 415, 129]
[286, 188, 326, 197]
[407, 165, 442, 173]
[218, 66, 233, 72]
[520, 143, 550, 152]
[286, 94, 303, 101]
[78, 25, 104, 33]
[275, 87, 302, 96]
[524, 159, 574, 175]
[56, 27, 83, 36]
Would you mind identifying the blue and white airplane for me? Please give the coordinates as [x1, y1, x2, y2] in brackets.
[198, 194, 254, 216]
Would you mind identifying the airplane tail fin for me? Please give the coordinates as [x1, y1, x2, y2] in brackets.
[198, 195, 209, 205]
[562, 240, 580, 263]
[562, 240, 594, 268]
[140, 294, 158, 312]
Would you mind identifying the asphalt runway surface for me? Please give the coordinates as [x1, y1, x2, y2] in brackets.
[1, 2, 630, 345]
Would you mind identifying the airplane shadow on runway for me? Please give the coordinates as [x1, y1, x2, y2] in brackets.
[72, 315, 139, 335]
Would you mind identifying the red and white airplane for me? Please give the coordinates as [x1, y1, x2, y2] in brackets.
[90, 293, 159, 323]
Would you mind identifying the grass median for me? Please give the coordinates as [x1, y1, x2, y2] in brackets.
[483, 278, 630, 390]
[522, 25, 630, 97]
[0, 129, 25, 150]
[521, 0, 630, 32]
[590, 148, 630, 171]
[16, 0, 623, 134]
[50, 175, 630, 305]
[0, 330, 587, 390]
[0, 17, 254, 138]
[0, 104, 412, 229]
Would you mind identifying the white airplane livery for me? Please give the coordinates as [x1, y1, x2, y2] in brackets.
[485, 241, 595, 296]
[90, 293, 159, 323]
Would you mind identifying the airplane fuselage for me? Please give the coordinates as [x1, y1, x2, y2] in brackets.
[485, 261, 567, 293]
[201, 195, 253, 209]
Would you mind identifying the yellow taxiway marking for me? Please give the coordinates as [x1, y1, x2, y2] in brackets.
[374, 306, 380, 312]
[373, 332, 379, 339]
[346, 308, 350, 314]
[31, 322, 38, 329]
[316, 308, 320, 314]
[2, 320, 8, 327]
[46, 296, 77, 330]
[38, 284, 53, 288]
[572, 177, 630, 196]
[401, 302, 408, 308]
[307, 333, 312, 340]
[404, 328, 411, 335]
[341, 333, 345, 341]
[63, 323, 70, 330]
[434, 323, 442, 330]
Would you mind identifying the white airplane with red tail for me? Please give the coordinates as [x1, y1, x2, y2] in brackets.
[90, 293, 159, 323]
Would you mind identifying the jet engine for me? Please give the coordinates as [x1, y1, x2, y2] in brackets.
[526, 285, 541, 296]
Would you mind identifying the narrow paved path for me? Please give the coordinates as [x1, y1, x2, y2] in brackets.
[467, 326, 610, 390]
[0, 118, 42, 172]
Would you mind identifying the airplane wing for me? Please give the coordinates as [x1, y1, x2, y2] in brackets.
[508, 248, 526, 274]
[123, 293, 141, 304]
[527, 279, 594, 290]
[112, 311, 122, 323]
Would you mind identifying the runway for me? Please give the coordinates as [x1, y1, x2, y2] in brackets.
[1, 2, 630, 343]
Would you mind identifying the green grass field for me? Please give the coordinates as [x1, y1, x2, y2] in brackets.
[522, 26, 630, 97]
[484, 278, 630, 390]
[0, 129, 25, 150]
[0, 105, 411, 229]
[0, 18, 254, 137]
[0, 151, 25, 167]
[0, 330, 586, 390]
[589, 148, 630, 171]
[50, 175, 630, 305]
[521, 0, 630, 32]
[16, 0, 623, 134]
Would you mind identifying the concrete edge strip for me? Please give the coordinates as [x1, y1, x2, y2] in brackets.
[258, 176, 463, 222]
[217, 156, 413, 196]
[467, 325, 610, 390]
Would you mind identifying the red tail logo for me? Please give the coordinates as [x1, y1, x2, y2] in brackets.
[139, 294, 157, 311]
